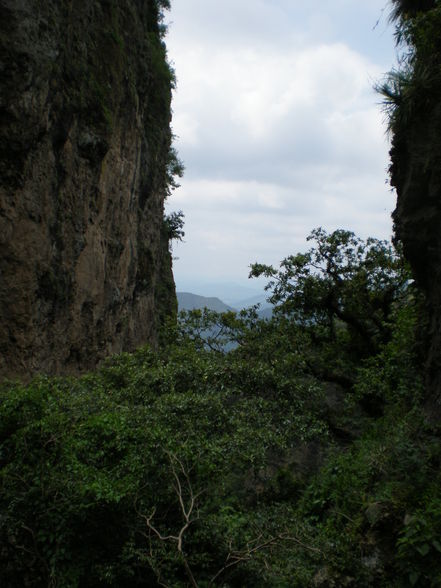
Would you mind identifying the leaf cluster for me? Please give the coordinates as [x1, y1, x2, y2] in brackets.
[0, 333, 328, 586]
[379, 1, 441, 135]
[1, 228, 438, 587]
[250, 228, 411, 395]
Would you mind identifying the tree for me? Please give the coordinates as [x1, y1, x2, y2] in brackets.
[250, 228, 410, 382]
[163, 210, 185, 246]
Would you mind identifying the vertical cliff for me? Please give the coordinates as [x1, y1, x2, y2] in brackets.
[0, 0, 177, 378]
[385, 1, 441, 406]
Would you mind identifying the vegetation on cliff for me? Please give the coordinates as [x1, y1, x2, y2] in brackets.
[0, 0, 181, 378]
[378, 0, 441, 405]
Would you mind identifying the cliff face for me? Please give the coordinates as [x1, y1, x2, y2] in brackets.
[0, 0, 177, 378]
[388, 3, 441, 406]
[391, 106, 441, 403]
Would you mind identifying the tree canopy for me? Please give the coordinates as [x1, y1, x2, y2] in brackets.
[2, 228, 438, 587]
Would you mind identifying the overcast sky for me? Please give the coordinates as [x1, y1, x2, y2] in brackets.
[164, 1, 398, 293]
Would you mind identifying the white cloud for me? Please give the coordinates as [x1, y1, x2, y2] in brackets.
[166, 1, 396, 288]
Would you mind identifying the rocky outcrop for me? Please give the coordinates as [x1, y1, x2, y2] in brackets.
[389, 3, 441, 407]
[390, 108, 441, 405]
[0, 0, 177, 378]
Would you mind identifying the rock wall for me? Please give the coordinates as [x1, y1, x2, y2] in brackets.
[0, 0, 177, 378]
[390, 107, 441, 404]
[389, 2, 441, 406]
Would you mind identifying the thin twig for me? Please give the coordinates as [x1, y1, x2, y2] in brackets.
[210, 531, 323, 585]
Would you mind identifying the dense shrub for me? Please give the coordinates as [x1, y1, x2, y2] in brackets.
[1, 230, 439, 586]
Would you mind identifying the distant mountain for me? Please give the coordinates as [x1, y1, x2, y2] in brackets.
[177, 292, 236, 313]
[177, 292, 274, 319]
[229, 293, 271, 309]
[175, 280, 266, 306]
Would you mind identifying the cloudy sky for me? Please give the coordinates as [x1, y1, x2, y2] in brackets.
[164, 1, 398, 294]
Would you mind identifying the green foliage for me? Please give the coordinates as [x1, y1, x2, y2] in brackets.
[379, 2, 441, 136]
[155, 0, 171, 14]
[1, 229, 439, 586]
[389, 0, 437, 25]
[250, 228, 411, 395]
[396, 496, 441, 586]
[147, 31, 177, 89]
[251, 228, 408, 337]
[165, 146, 185, 199]
[294, 406, 441, 586]
[0, 335, 328, 586]
[354, 295, 424, 407]
[163, 210, 185, 244]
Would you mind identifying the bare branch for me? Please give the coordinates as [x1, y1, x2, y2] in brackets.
[138, 452, 201, 588]
[138, 455, 322, 587]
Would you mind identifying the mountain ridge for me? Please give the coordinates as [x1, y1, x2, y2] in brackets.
[177, 292, 235, 313]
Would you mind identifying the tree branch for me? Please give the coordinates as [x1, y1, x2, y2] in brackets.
[210, 532, 323, 585]
[138, 452, 201, 588]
